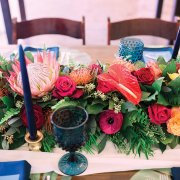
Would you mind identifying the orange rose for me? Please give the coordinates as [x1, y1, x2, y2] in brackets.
[147, 61, 162, 79]
[167, 107, 180, 136]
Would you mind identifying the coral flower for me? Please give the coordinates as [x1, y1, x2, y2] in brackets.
[69, 68, 93, 85]
[167, 107, 180, 136]
[8, 51, 60, 98]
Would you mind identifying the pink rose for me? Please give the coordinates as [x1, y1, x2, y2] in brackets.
[148, 104, 171, 125]
[99, 110, 123, 134]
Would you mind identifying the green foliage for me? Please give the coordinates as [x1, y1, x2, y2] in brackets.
[1, 96, 15, 110]
[109, 132, 129, 154]
[51, 99, 78, 110]
[152, 77, 164, 92]
[0, 54, 12, 72]
[97, 134, 108, 153]
[162, 60, 176, 77]
[41, 131, 56, 152]
[122, 109, 165, 158]
[0, 108, 20, 125]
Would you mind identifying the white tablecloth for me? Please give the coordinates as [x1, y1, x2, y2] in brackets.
[1, 142, 180, 175]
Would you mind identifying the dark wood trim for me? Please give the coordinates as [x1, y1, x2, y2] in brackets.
[18, 0, 26, 21]
[156, 0, 164, 18]
[108, 18, 178, 45]
[107, 17, 111, 45]
[0, 0, 12, 44]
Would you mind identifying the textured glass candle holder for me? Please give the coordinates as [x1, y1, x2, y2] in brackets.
[51, 106, 88, 176]
[118, 38, 144, 62]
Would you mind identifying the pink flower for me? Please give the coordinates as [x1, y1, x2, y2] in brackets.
[147, 61, 162, 79]
[7, 51, 59, 98]
[148, 104, 171, 125]
[99, 110, 123, 134]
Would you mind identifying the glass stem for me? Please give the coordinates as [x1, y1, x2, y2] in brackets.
[68, 152, 77, 162]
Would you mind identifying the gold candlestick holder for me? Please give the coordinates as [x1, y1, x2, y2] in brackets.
[25, 130, 43, 151]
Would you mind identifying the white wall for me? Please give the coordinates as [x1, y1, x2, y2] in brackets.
[0, 0, 176, 46]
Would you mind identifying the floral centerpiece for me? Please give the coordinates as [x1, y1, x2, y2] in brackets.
[0, 49, 179, 158]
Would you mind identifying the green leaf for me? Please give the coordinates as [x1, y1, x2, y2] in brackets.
[87, 117, 97, 135]
[157, 93, 169, 106]
[87, 103, 105, 114]
[51, 100, 78, 110]
[160, 133, 174, 145]
[169, 136, 179, 149]
[25, 51, 34, 62]
[0, 108, 20, 125]
[141, 91, 158, 102]
[2, 138, 9, 150]
[168, 76, 180, 88]
[162, 61, 176, 77]
[108, 100, 114, 110]
[157, 56, 167, 65]
[121, 102, 137, 113]
[158, 143, 166, 153]
[141, 91, 151, 101]
[5, 127, 17, 136]
[1, 96, 14, 110]
[97, 134, 107, 153]
[30, 174, 41, 180]
[134, 61, 145, 69]
[152, 77, 164, 92]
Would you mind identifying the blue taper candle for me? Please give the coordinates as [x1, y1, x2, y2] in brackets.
[172, 26, 180, 59]
[19, 45, 37, 140]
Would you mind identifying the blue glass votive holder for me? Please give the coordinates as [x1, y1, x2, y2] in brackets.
[118, 38, 144, 62]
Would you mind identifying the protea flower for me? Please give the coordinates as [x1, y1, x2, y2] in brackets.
[69, 68, 93, 85]
[8, 51, 60, 98]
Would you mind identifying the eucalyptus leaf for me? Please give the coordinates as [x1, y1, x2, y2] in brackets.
[8, 117, 20, 126]
[160, 133, 174, 145]
[108, 100, 114, 110]
[5, 127, 17, 136]
[141, 91, 151, 101]
[158, 143, 166, 153]
[157, 56, 167, 65]
[2, 138, 9, 150]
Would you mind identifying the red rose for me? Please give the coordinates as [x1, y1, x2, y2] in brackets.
[97, 79, 115, 93]
[20, 105, 45, 129]
[133, 67, 155, 85]
[99, 110, 123, 134]
[89, 64, 102, 75]
[54, 76, 76, 97]
[71, 89, 84, 98]
[148, 104, 171, 125]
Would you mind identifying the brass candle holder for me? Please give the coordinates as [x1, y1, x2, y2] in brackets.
[25, 130, 43, 151]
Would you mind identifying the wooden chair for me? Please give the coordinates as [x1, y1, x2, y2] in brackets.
[107, 18, 179, 45]
[12, 17, 86, 45]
